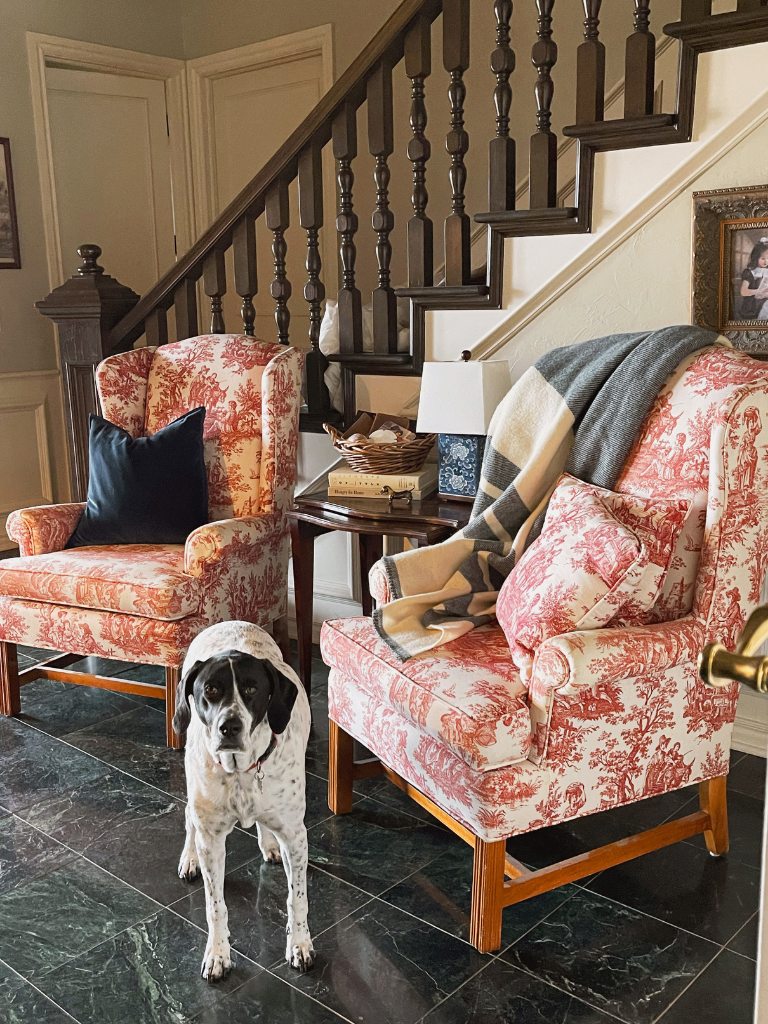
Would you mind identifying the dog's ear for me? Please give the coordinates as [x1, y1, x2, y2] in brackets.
[264, 661, 298, 735]
[173, 659, 204, 737]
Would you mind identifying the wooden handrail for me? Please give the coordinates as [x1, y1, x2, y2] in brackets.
[109, 0, 443, 352]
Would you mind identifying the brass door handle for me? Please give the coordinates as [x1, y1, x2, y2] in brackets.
[698, 605, 768, 692]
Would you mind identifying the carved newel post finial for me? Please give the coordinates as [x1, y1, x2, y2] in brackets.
[76, 244, 104, 275]
[35, 244, 140, 502]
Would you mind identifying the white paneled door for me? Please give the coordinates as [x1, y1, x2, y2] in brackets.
[187, 28, 334, 344]
[44, 66, 177, 291]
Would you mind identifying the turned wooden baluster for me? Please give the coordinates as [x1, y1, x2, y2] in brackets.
[624, 0, 655, 118]
[145, 307, 168, 346]
[298, 143, 330, 417]
[265, 180, 291, 345]
[529, 0, 558, 210]
[405, 14, 433, 288]
[333, 101, 363, 354]
[489, 0, 516, 213]
[203, 249, 227, 333]
[174, 278, 198, 340]
[576, 0, 604, 124]
[443, 0, 471, 286]
[368, 62, 397, 354]
[233, 213, 257, 336]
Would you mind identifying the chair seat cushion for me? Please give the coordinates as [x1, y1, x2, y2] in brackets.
[320, 617, 531, 771]
[0, 545, 199, 621]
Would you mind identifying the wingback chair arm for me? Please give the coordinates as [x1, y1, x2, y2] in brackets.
[184, 514, 283, 578]
[6, 504, 86, 556]
[368, 559, 391, 606]
[259, 346, 303, 516]
[529, 616, 706, 708]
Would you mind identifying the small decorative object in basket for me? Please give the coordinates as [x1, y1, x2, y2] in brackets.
[324, 412, 436, 474]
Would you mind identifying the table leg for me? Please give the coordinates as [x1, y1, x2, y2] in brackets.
[358, 534, 384, 617]
[291, 518, 324, 695]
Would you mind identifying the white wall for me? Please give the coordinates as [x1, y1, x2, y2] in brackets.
[495, 104, 768, 377]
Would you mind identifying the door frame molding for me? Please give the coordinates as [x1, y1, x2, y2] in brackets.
[26, 31, 196, 291]
[186, 24, 334, 237]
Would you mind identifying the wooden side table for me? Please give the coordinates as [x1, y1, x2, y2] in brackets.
[288, 488, 471, 693]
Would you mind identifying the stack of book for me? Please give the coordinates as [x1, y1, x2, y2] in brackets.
[328, 462, 438, 499]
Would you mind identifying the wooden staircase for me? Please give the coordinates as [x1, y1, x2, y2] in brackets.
[36, 0, 768, 500]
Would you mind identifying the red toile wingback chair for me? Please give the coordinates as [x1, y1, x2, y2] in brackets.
[0, 334, 302, 748]
[320, 346, 768, 952]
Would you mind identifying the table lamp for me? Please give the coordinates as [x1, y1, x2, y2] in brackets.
[416, 352, 511, 501]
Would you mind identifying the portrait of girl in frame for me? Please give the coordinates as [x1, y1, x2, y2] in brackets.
[719, 218, 768, 328]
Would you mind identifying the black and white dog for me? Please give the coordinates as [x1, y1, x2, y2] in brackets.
[172, 620, 314, 981]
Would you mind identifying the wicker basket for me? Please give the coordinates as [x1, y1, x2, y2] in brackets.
[324, 423, 436, 474]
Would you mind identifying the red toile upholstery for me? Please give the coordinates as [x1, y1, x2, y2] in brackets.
[0, 335, 302, 744]
[322, 346, 768, 948]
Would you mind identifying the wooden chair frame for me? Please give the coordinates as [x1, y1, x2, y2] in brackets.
[0, 616, 291, 751]
[328, 719, 729, 953]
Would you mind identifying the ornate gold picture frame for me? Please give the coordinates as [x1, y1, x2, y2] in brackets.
[0, 138, 20, 270]
[693, 185, 768, 353]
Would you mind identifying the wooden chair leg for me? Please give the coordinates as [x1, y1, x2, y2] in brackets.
[470, 838, 506, 953]
[328, 719, 354, 814]
[700, 776, 729, 856]
[165, 666, 184, 750]
[0, 642, 20, 716]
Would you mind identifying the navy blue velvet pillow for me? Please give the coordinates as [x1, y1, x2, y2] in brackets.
[66, 407, 209, 548]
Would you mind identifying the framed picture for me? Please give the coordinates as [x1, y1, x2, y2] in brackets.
[693, 184, 768, 352]
[720, 219, 768, 328]
[0, 138, 20, 269]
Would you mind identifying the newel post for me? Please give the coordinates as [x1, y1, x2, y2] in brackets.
[35, 245, 140, 501]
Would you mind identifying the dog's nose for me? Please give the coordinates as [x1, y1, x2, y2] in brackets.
[219, 717, 243, 740]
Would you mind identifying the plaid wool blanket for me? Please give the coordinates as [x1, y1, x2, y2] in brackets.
[373, 325, 727, 660]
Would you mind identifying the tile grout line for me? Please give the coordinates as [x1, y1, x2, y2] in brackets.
[0, 954, 83, 1024]
[1, 808, 203, 983]
[203, 966, 359, 1024]
[720, 911, 759, 962]
[575, 885, 730, 948]
[649, 943, 727, 1023]
[492, 884, 583, 961]
[12, 714, 191, 808]
[491, 954, 631, 1024]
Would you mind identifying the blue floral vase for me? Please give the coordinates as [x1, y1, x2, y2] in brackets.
[437, 434, 486, 500]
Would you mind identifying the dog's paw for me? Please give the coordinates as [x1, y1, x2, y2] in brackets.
[258, 832, 282, 864]
[286, 935, 315, 972]
[201, 947, 232, 983]
[178, 849, 201, 883]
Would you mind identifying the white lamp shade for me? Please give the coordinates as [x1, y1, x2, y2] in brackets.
[416, 359, 511, 435]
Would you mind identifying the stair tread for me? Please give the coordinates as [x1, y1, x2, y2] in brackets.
[664, 9, 768, 52]
[473, 207, 585, 237]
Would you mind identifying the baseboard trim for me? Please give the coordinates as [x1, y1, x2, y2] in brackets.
[732, 686, 768, 757]
[732, 717, 768, 757]
[286, 591, 362, 645]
